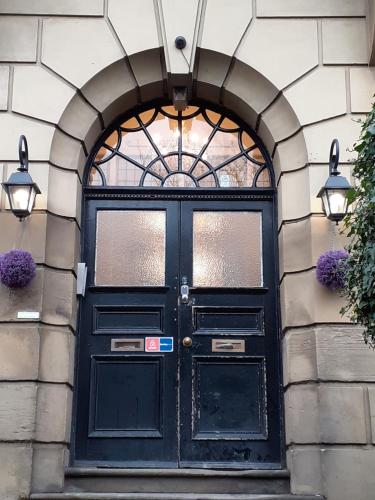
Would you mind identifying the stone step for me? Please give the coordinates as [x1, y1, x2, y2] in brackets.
[31, 494, 325, 500]
[63, 468, 291, 495]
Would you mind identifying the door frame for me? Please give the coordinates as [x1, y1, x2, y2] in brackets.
[70, 186, 285, 468]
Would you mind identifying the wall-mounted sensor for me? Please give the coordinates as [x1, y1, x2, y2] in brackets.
[175, 36, 187, 49]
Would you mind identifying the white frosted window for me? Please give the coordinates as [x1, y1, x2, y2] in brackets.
[95, 210, 166, 286]
[193, 211, 262, 288]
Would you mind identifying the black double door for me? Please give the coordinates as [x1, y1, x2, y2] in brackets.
[73, 197, 282, 468]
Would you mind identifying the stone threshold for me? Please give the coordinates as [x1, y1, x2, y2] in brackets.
[31, 493, 325, 500]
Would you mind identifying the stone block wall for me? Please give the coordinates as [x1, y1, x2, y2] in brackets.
[0, 1, 373, 499]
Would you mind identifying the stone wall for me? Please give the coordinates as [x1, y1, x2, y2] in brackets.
[0, 1, 374, 499]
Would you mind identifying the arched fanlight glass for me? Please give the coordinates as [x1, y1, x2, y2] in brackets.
[317, 139, 352, 224]
[1, 135, 41, 220]
[86, 104, 273, 189]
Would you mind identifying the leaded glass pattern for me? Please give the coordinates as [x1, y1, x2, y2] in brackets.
[87, 105, 272, 189]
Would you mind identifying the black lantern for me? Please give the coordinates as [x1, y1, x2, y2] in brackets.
[2, 135, 41, 220]
[317, 139, 352, 224]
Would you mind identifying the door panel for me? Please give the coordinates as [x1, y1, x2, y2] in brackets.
[73, 197, 282, 468]
[179, 201, 281, 468]
[73, 200, 179, 467]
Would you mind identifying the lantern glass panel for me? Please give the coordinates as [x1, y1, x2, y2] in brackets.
[327, 188, 348, 216]
[7, 185, 36, 216]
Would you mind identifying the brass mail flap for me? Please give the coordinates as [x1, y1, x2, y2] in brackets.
[111, 338, 144, 352]
[212, 339, 245, 353]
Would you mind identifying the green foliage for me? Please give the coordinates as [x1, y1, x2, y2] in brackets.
[341, 100, 375, 345]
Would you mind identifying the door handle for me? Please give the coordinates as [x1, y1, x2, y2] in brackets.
[180, 276, 189, 304]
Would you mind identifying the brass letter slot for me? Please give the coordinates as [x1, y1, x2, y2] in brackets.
[111, 338, 144, 352]
[212, 339, 245, 353]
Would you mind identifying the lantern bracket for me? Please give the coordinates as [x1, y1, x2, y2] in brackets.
[18, 135, 29, 172]
[329, 138, 340, 176]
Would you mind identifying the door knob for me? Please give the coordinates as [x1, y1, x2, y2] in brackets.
[182, 336, 193, 347]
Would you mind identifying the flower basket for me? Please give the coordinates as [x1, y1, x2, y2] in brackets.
[316, 250, 349, 291]
[0, 249, 36, 288]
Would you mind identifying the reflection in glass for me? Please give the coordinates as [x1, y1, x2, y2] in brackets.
[164, 173, 195, 188]
[88, 104, 272, 189]
[203, 131, 240, 167]
[193, 211, 262, 287]
[95, 210, 166, 286]
[217, 157, 258, 188]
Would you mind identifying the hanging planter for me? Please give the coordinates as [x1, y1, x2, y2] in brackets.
[316, 250, 349, 291]
[0, 249, 36, 289]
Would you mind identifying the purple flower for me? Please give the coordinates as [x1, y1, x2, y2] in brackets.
[0, 249, 36, 288]
[316, 250, 349, 290]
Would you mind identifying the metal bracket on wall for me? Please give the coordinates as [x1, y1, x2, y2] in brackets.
[77, 262, 88, 297]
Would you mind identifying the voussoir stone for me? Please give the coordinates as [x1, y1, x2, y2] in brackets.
[236, 19, 318, 89]
[42, 18, 123, 88]
[108, 0, 159, 56]
[201, 0, 252, 56]
[12, 66, 75, 124]
[284, 67, 347, 125]
[0, 113, 55, 161]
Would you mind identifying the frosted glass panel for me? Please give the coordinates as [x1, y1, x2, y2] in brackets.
[95, 210, 165, 286]
[193, 212, 262, 288]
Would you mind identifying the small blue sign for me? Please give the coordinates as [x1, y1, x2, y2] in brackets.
[159, 337, 173, 352]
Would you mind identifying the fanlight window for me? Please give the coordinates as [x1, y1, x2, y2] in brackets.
[87, 105, 272, 189]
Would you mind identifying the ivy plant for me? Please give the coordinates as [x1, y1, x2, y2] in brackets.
[341, 100, 375, 345]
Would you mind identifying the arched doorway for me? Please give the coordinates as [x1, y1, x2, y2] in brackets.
[72, 102, 283, 469]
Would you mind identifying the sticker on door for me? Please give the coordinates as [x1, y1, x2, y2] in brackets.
[145, 337, 173, 352]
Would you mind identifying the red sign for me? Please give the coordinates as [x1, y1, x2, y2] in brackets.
[145, 337, 160, 352]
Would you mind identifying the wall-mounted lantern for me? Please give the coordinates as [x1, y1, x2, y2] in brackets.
[1, 135, 41, 220]
[317, 138, 352, 224]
